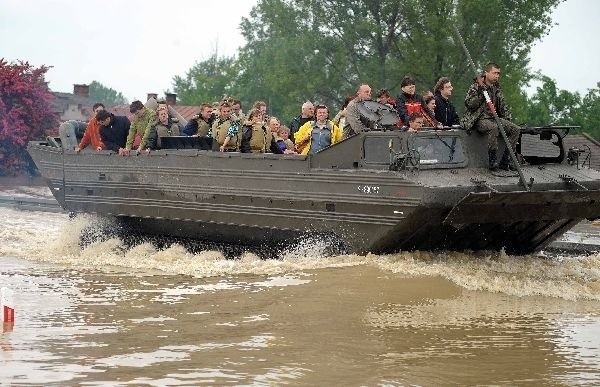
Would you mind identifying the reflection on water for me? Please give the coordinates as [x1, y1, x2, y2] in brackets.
[1, 207, 599, 384]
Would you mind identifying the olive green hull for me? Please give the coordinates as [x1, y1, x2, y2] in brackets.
[27, 129, 600, 255]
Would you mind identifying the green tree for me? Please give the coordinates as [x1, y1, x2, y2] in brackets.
[172, 0, 562, 123]
[578, 83, 600, 139]
[172, 53, 239, 106]
[232, 0, 561, 121]
[521, 76, 600, 140]
[524, 74, 583, 126]
[89, 80, 128, 105]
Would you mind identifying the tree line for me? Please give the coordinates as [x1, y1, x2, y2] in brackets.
[173, 0, 599, 137]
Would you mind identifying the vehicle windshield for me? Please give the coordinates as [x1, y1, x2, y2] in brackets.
[413, 135, 466, 165]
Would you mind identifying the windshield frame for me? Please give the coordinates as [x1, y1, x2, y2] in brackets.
[408, 130, 469, 169]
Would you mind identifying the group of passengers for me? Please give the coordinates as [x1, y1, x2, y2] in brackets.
[76, 98, 342, 156]
[75, 62, 518, 170]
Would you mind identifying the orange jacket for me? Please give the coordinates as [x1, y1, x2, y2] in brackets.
[78, 118, 104, 150]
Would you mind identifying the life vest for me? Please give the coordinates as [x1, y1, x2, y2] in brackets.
[155, 121, 180, 148]
[247, 122, 273, 153]
[195, 119, 210, 137]
[212, 118, 237, 149]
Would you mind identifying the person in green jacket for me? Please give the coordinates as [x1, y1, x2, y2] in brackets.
[120, 100, 157, 155]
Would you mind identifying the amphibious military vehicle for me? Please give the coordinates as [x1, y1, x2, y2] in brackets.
[27, 102, 600, 255]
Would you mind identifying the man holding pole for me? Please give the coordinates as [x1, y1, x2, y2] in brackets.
[461, 63, 521, 171]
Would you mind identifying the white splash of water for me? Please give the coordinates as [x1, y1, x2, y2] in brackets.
[2, 207, 599, 300]
[371, 250, 600, 301]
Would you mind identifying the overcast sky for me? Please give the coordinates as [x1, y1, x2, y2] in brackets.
[1, 0, 598, 102]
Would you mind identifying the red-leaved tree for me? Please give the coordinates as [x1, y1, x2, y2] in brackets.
[0, 59, 59, 175]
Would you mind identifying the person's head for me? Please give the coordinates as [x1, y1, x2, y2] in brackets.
[231, 99, 242, 115]
[247, 108, 264, 124]
[129, 100, 145, 119]
[314, 104, 329, 123]
[484, 62, 501, 85]
[408, 112, 424, 130]
[422, 90, 434, 99]
[219, 102, 232, 118]
[401, 76, 416, 95]
[268, 116, 280, 132]
[434, 77, 453, 98]
[221, 96, 234, 106]
[157, 108, 169, 124]
[425, 95, 436, 112]
[199, 103, 212, 120]
[95, 110, 112, 126]
[376, 89, 391, 104]
[156, 99, 168, 112]
[277, 126, 290, 140]
[92, 103, 105, 114]
[253, 100, 267, 115]
[356, 84, 372, 101]
[301, 101, 314, 118]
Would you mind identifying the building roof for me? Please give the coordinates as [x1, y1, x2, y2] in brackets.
[563, 133, 600, 170]
[108, 104, 202, 121]
[51, 91, 96, 118]
[171, 105, 203, 120]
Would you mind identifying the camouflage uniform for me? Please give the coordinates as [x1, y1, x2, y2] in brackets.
[461, 82, 520, 152]
[126, 108, 157, 150]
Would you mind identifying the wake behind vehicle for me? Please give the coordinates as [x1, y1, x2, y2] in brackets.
[27, 103, 600, 255]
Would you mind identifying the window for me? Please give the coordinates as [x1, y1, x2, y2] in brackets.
[412, 136, 466, 165]
[363, 137, 397, 164]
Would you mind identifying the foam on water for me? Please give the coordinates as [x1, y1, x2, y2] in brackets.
[1, 207, 599, 300]
[0, 208, 366, 276]
[371, 250, 600, 301]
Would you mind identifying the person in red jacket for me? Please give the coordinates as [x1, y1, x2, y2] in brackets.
[75, 103, 106, 152]
[396, 76, 441, 129]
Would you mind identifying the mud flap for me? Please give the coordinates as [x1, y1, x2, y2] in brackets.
[443, 190, 600, 227]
